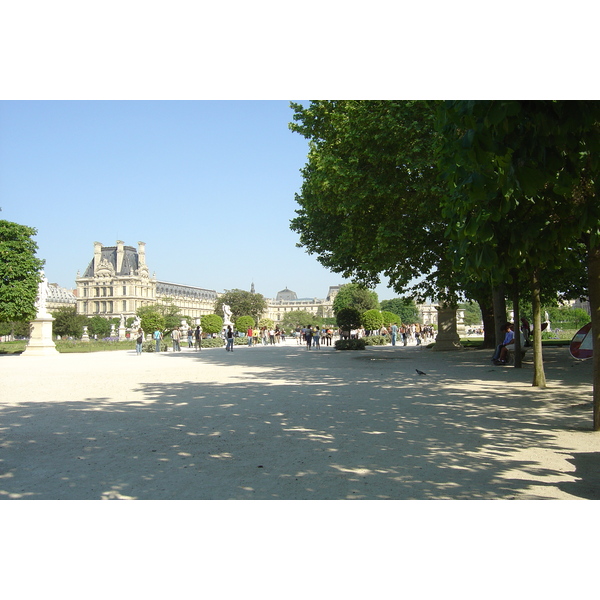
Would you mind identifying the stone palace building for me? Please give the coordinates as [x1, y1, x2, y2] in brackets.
[74, 240, 449, 327]
[75, 241, 218, 321]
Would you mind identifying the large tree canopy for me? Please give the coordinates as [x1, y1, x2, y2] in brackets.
[437, 100, 600, 424]
[215, 289, 267, 324]
[290, 100, 461, 302]
[332, 283, 379, 315]
[0, 220, 45, 323]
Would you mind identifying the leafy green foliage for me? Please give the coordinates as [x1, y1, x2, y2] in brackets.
[380, 310, 401, 326]
[201, 314, 223, 335]
[332, 283, 379, 315]
[215, 289, 267, 324]
[363, 335, 388, 346]
[280, 310, 320, 330]
[361, 309, 383, 331]
[258, 318, 274, 329]
[437, 100, 600, 397]
[0, 220, 45, 322]
[51, 306, 89, 338]
[87, 315, 112, 338]
[0, 320, 30, 338]
[336, 307, 361, 331]
[235, 316, 255, 332]
[334, 338, 366, 350]
[290, 101, 462, 301]
[137, 303, 179, 334]
[380, 298, 420, 324]
[139, 310, 165, 335]
[459, 302, 483, 327]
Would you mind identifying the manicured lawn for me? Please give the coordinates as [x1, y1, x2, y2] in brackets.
[0, 340, 136, 354]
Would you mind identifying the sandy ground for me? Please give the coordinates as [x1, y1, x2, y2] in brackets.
[0, 340, 598, 500]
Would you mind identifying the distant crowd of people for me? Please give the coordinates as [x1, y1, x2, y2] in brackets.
[143, 322, 437, 353]
[343, 323, 436, 346]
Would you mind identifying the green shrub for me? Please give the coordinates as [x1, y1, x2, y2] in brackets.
[144, 341, 168, 352]
[198, 337, 225, 348]
[363, 335, 388, 346]
[380, 310, 400, 326]
[336, 307, 362, 331]
[335, 338, 366, 350]
[201, 314, 224, 335]
[235, 316, 255, 332]
[362, 309, 383, 331]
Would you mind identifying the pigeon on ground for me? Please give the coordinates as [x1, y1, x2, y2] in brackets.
[416, 369, 426, 375]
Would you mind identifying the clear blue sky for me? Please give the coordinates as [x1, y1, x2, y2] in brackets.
[0, 100, 400, 300]
[1, 6, 593, 304]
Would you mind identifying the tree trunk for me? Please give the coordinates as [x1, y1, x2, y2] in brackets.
[492, 284, 507, 347]
[531, 268, 547, 387]
[587, 238, 600, 431]
[511, 274, 522, 369]
[472, 292, 495, 348]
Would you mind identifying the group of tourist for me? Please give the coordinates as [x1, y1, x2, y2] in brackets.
[342, 323, 436, 346]
[245, 326, 288, 346]
[138, 321, 436, 354]
[295, 326, 335, 349]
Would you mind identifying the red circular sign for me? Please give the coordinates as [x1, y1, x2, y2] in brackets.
[570, 322, 593, 360]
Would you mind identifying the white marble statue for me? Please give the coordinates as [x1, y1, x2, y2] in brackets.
[222, 303, 233, 325]
[35, 271, 50, 317]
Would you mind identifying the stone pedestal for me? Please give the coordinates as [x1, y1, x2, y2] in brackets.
[82, 325, 90, 342]
[432, 306, 463, 351]
[22, 315, 59, 356]
[118, 326, 127, 341]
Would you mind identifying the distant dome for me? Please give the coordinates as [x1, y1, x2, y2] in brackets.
[276, 287, 298, 301]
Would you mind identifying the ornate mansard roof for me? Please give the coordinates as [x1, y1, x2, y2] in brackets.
[82, 244, 141, 278]
[48, 283, 76, 304]
[276, 287, 298, 301]
[156, 281, 217, 300]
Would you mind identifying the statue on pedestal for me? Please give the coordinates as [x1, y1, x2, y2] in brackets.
[35, 271, 50, 317]
[22, 270, 59, 356]
[222, 303, 233, 325]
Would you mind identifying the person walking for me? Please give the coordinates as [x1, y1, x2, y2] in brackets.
[171, 326, 181, 352]
[313, 327, 320, 349]
[136, 328, 144, 355]
[153, 328, 163, 352]
[390, 323, 398, 346]
[194, 325, 202, 351]
[305, 325, 313, 350]
[187, 327, 193, 348]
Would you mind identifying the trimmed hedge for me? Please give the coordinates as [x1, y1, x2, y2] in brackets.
[144, 341, 168, 352]
[335, 338, 366, 350]
[363, 335, 389, 346]
[199, 337, 226, 348]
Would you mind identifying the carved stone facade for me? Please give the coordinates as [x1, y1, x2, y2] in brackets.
[263, 286, 340, 323]
[76, 241, 217, 321]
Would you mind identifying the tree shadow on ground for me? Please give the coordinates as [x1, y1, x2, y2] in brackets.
[0, 345, 596, 499]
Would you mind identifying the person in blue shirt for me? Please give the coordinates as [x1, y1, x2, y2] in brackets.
[492, 323, 514, 364]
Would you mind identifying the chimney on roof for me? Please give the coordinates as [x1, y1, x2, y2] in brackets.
[93, 241, 102, 275]
[116, 240, 125, 274]
[138, 241, 146, 267]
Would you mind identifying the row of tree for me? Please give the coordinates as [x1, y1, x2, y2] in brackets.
[289, 101, 600, 429]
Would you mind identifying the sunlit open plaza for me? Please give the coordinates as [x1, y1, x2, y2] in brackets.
[1, 341, 596, 500]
